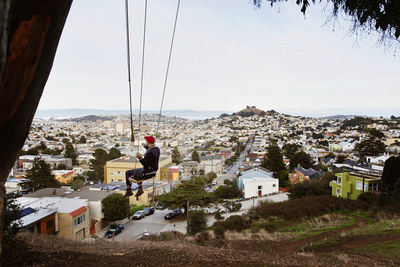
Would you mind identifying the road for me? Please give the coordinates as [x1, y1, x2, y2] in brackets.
[107, 193, 289, 240]
[113, 208, 175, 241]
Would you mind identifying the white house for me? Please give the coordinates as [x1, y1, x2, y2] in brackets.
[243, 177, 279, 198]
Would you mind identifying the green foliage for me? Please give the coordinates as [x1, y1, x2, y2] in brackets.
[381, 156, 400, 192]
[278, 169, 289, 188]
[288, 176, 334, 199]
[187, 210, 207, 236]
[2, 195, 37, 266]
[191, 150, 200, 163]
[79, 135, 87, 144]
[57, 163, 66, 170]
[214, 184, 243, 199]
[130, 205, 146, 215]
[342, 116, 373, 128]
[368, 128, 385, 139]
[108, 147, 122, 160]
[172, 147, 182, 165]
[261, 142, 286, 177]
[282, 143, 301, 159]
[90, 148, 108, 182]
[213, 226, 225, 239]
[223, 201, 242, 212]
[336, 155, 347, 163]
[199, 169, 205, 175]
[251, 196, 361, 220]
[26, 147, 39, 155]
[289, 151, 314, 169]
[102, 193, 130, 222]
[156, 178, 216, 212]
[355, 139, 386, 158]
[26, 159, 60, 191]
[64, 142, 78, 165]
[213, 215, 249, 232]
[214, 210, 224, 221]
[71, 179, 83, 190]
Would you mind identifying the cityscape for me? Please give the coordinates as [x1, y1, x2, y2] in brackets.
[1, 0, 400, 266]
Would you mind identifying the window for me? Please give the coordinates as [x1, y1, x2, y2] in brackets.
[258, 185, 262, 190]
[273, 184, 276, 187]
[46, 219, 53, 229]
[336, 188, 341, 195]
[356, 181, 363, 191]
[337, 176, 342, 185]
[74, 214, 86, 227]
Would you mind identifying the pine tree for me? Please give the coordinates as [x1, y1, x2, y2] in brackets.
[26, 159, 60, 191]
[191, 150, 200, 163]
[261, 142, 286, 177]
[172, 147, 182, 165]
[64, 142, 77, 165]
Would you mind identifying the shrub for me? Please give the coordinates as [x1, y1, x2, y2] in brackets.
[223, 201, 242, 212]
[213, 226, 225, 239]
[288, 177, 333, 199]
[214, 209, 224, 221]
[102, 193, 130, 221]
[130, 205, 146, 215]
[252, 195, 362, 220]
[187, 210, 207, 236]
[195, 231, 211, 245]
[222, 215, 249, 232]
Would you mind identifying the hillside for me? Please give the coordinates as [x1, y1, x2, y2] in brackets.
[234, 106, 267, 117]
[7, 195, 400, 266]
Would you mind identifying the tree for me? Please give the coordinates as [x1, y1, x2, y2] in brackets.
[355, 139, 386, 158]
[290, 151, 314, 170]
[368, 128, 385, 139]
[261, 142, 286, 177]
[191, 150, 200, 163]
[288, 176, 334, 199]
[102, 193, 130, 222]
[57, 163, 66, 170]
[187, 210, 207, 236]
[108, 147, 122, 160]
[223, 201, 242, 212]
[381, 156, 400, 192]
[71, 180, 83, 190]
[156, 178, 215, 213]
[26, 159, 60, 192]
[199, 169, 205, 175]
[172, 147, 182, 165]
[336, 155, 347, 164]
[89, 148, 108, 182]
[282, 143, 301, 159]
[64, 142, 77, 165]
[79, 136, 87, 144]
[26, 147, 39, 155]
[214, 184, 243, 199]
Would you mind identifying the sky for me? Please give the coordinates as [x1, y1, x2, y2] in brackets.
[38, 0, 400, 117]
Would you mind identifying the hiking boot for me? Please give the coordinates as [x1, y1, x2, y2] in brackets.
[123, 187, 133, 198]
[135, 185, 144, 199]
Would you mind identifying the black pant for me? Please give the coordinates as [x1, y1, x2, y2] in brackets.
[125, 168, 156, 187]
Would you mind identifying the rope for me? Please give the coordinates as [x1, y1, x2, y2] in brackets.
[155, 0, 181, 136]
[134, 0, 148, 169]
[125, 0, 135, 143]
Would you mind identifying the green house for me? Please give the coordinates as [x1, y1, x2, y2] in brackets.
[329, 172, 381, 200]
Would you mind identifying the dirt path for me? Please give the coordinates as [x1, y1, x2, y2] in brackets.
[310, 232, 400, 253]
[278, 216, 368, 253]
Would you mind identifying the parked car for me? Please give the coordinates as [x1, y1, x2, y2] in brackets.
[156, 202, 165, 210]
[164, 211, 175, 220]
[132, 210, 145, 220]
[173, 209, 183, 216]
[104, 224, 124, 238]
[143, 206, 154, 216]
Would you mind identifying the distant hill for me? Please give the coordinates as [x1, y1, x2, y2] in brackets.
[63, 115, 114, 122]
[235, 106, 266, 117]
[34, 109, 231, 120]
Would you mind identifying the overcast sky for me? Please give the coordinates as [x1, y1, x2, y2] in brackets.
[38, 0, 400, 117]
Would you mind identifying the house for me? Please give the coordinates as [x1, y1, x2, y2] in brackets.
[16, 197, 90, 240]
[329, 171, 381, 200]
[243, 177, 279, 198]
[104, 155, 172, 184]
[25, 187, 114, 235]
[180, 161, 199, 177]
[321, 157, 335, 166]
[5, 178, 29, 195]
[237, 167, 274, 190]
[289, 166, 319, 184]
[52, 170, 74, 184]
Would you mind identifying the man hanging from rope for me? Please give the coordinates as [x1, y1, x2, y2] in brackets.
[124, 136, 160, 199]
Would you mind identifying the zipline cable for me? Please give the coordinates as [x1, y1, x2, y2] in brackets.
[125, 0, 135, 144]
[155, 0, 181, 136]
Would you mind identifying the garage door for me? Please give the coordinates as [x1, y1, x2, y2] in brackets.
[75, 228, 85, 241]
